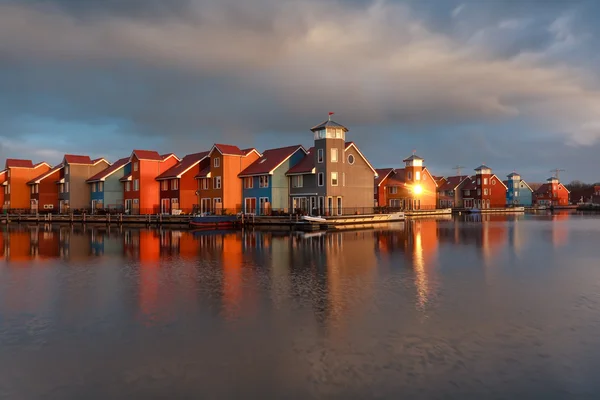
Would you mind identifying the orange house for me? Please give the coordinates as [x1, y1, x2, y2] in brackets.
[2, 159, 51, 211]
[196, 144, 261, 214]
[533, 177, 570, 206]
[374, 153, 438, 210]
[28, 164, 64, 212]
[156, 151, 210, 214]
[122, 150, 180, 215]
[0, 170, 6, 206]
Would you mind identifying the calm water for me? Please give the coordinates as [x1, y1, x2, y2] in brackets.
[1, 213, 600, 399]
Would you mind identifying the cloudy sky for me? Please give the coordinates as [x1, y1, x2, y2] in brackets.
[1, 0, 600, 182]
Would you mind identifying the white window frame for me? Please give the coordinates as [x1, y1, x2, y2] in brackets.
[243, 177, 253, 189]
[92, 184, 96, 193]
[389, 186, 398, 194]
[484, 188, 488, 195]
[125, 182, 131, 192]
[172, 179, 179, 190]
[318, 172, 325, 187]
[259, 175, 269, 188]
[292, 175, 303, 188]
[415, 171, 421, 181]
[331, 148, 338, 163]
[161, 180, 168, 191]
[98, 182, 103, 192]
[484, 178, 488, 185]
[133, 179, 139, 191]
[133, 162, 139, 172]
[213, 157, 220, 168]
[336, 197, 342, 216]
[65, 182, 69, 193]
[214, 176, 222, 189]
[317, 149, 324, 163]
[331, 172, 338, 186]
[201, 178, 209, 190]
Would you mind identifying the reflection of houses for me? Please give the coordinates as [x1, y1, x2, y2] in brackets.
[437, 175, 470, 208]
[86, 157, 130, 212]
[533, 177, 570, 206]
[156, 152, 210, 214]
[286, 116, 377, 215]
[239, 145, 306, 214]
[2, 159, 51, 211]
[462, 165, 507, 209]
[504, 172, 533, 206]
[374, 153, 438, 210]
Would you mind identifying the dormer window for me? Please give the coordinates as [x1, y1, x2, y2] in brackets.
[213, 158, 220, 168]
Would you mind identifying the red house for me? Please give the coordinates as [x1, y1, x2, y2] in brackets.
[122, 150, 180, 215]
[461, 165, 507, 209]
[156, 151, 210, 214]
[27, 163, 64, 212]
[533, 177, 570, 206]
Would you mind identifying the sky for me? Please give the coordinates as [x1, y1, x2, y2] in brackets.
[1, 0, 600, 182]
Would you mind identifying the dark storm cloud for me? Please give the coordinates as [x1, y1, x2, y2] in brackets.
[0, 0, 600, 180]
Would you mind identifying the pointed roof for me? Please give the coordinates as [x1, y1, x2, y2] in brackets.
[5, 159, 34, 168]
[64, 154, 92, 164]
[212, 144, 244, 156]
[156, 152, 209, 180]
[239, 145, 306, 177]
[375, 168, 395, 186]
[310, 116, 348, 132]
[439, 175, 470, 191]
[344, 142, 377, 175]
[403, 154, 424, 162]
[474, 164, 491, 171]
[286, 147, 315, 175]
[131, 150, 162, 161]
[462, 176, 477, 191]
[86, 157, 129, 183]
[385, 170, 407, 186]
[27, 163, 64, 185]
[195, 165, 211, 179]
[507, 172, 521, 178]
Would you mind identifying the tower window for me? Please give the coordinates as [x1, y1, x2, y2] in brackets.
[331, 148, 338, 163]
[318, 172, 324, 187]
[317, 149, 324, 163]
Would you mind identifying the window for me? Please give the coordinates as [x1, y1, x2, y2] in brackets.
[317, 149, 324, 163]
[259, 176, 269, 188]
[35, 185, 38, 194]
[98, 182, 103, 192]
[390, 199, 401, 208]
[133, 162, 138, 172]
[171, 198, 178, 204]
[161, 180, 168, 191]
[484, 188, 488, 195]
[65, 182, 69, 193]
[477, 189, 481, 196]
[214, 176, 222, 189]
[415, 171, 421, 181]
[422, 173, 427, 180]
[492, 180, 496, 185]
[213, 157, 220, 168]
[348, 154, 355, 165]
[484, 178, 488, 185]
[343, 172, 345, 186]
[337, 197, 342, 215]
[31, 185, 35, 194]
[243, 177, 253, 189]
[477, 178, 481, 185]
[331, 148, 338, 163]
[515, 191, 519, 197]
[125, 182, 131, 192]
[389, 186, 398, 194]
[407, 171, 412, 180]
[172, 179, 178, 190]
[92, 184, 96, 193]
[331, 172, 338, 186]
[133, 179, 139, 191]
[65, 165, 69, 174]
[201, 178, 209, 190]
[292, 175, 303, 188]
[318, 172, 324, 186]
[133, 199, 139, 204]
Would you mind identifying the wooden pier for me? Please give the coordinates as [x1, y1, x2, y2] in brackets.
[0, 213, 192, 226]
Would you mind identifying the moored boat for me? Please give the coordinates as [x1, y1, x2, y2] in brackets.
[189, 214, 239, 229]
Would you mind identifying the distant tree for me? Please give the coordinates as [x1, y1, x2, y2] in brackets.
[528, 182, 544, 191]
[565, 180, 593, 191]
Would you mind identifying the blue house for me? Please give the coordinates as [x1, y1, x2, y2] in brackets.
[86, 157, 130, 212]
[505, 172, 533, 206]
[238, 145, 307, 214]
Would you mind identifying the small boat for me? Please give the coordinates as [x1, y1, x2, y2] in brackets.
[301, 215, 327, 223]
[189, 214, 239, 229]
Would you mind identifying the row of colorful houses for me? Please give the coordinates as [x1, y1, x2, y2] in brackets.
[1, 116, 578, 215]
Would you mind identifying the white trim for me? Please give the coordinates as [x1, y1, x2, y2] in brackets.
[239, 146, 307, 178]
[344, 143, 377, 175]
[376, 169, 395, 187]
[29, 164, 64, 184]
[87, 161, 130, 182]
[422, 168, 439, 188]
[490, 174, 508, 189]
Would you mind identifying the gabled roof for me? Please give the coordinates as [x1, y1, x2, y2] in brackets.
[161, 153, 181, 162]
[195, 166, 211, 179]
[375, 168, 395, 186]
[119, 173, 133, 182]
[385, 169, 407, 186]
[423, 167, 439, 188]
[344, 142, 377, 175]
[156, 152, 209, 180]
[310, 118, 348, 132]
[439, 175, 470, 191]
[492, 174, 508, 189]
[538, 181, 571, 194]
[239, 145, 306, 177]
[131, 150, 162, 161]
[86, 157, 129, 183]
[462, 176, 477, 191]
[507, 179, 534, 192]
[5, 159, 34, 168]
[64, 154, 92, 164]
[286, 147, 315, 175]
[27, 164, 64, 185]
[403, 154, 424, 162]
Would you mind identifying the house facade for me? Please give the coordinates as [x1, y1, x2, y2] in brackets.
[504, 172, 533, 206]
[437, 175, 470, 208]
[156, 151, 210, 214]
[122, 150, 180, 215]
[239, 145, 307, 214]
[55, 155, 110, 212]
[196, 144, 261, 214]
[374, 154, 438, 210]
[2, 159, 51, 211]
[86, 157, 131, 212]
[533, 177, 570, 206]
[286, 116, 377, 215]
[461, 165, 507, 209]
[28, 163, 64, 212]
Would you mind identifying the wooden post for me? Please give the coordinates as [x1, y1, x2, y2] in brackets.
[70, 212, 73, 224]
[108, 213, 110, 225]
[83, 213, 86, 224]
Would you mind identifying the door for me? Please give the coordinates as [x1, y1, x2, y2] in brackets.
[310, 197, 316, 215]
[245, 198, 256, 214]
[259, 197, 269, 215]
[161, 198, 170, 214]
[91, 200, 97, 214]
[125, 199, 133, 214]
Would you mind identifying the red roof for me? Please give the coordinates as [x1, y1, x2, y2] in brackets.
[239, 145, 304, 177]
[375, 168, 394, 186]
[462, 176, 477, 191]
[132, 150, 163, 161]
[5, 159, 34, 168]
[386, 170, 407, 186]
[156, 152, 209, 180]
[33, 161, 50, 169]
[86, 157, 129, 182]
[28, 163, 63, 184]
[286, 147, 315, 175]
[64, 154, 93, 164]
[345, 141, 354, 149]
[241, 148, 259, 156]
[213, 144, 244, 156]
[195, 166, 211, 179]
[161, 153, 179, 161]
[439, 175, 469, 191]
[119, 173, 133, 182]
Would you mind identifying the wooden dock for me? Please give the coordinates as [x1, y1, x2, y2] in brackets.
[404, 208, 452, 217]
[0, 213, 192, 226]
[243, 212, 405, 231]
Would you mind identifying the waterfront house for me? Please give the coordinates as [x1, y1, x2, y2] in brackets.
[461, 165, 507, 209]
[156, 151, 210, 214]
[86, 157, 131, 212]
[121, 150, 180, 215]
[0, 170, 6, 206]
[286, 116, 377, 215]
[437, 175, 470, 208]
[196, 144, 261, 214]
[238, 145, 307, 214]
[504, 172, 533, 206]
[533, 177, 570, 206]
[57, 155, 111, 212]
[27, 163, 64, 212]
[374, 153, 438, 210]
[2, 159, 51, 211]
